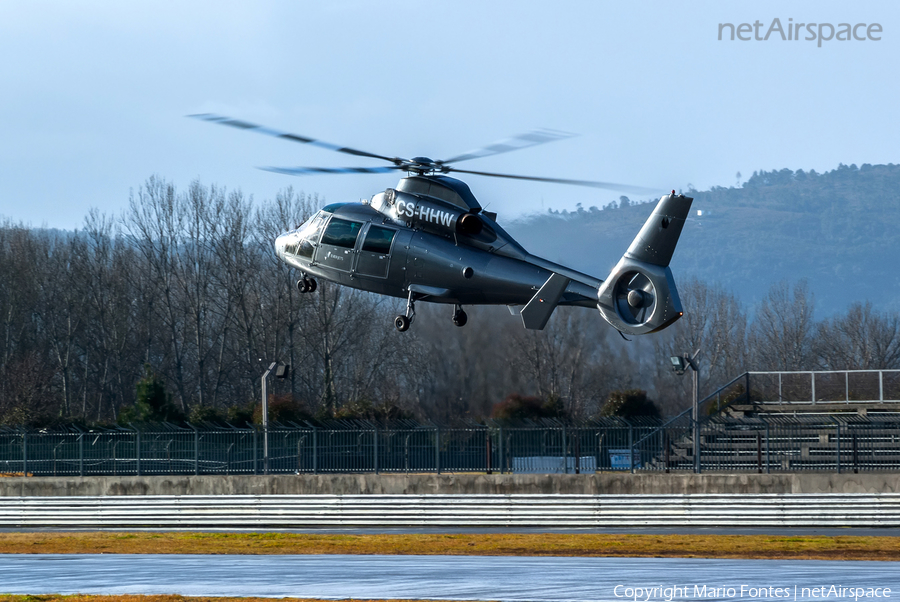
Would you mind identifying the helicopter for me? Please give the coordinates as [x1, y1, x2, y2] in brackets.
[190, 114, 693, 336]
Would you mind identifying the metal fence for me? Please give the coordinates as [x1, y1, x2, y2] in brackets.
[3, 414, 899, 476]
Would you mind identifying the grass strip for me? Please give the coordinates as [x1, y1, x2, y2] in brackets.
[0, 532, 899, 560]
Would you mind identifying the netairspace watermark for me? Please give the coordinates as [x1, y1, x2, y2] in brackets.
[613, 584, 892, 602]
[718, 18, 883, 47]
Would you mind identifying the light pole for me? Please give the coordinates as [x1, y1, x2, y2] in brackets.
[670, 349, 700, 473]
[261, 362, 290, 474]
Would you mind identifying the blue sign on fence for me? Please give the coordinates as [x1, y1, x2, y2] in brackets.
[608, 448, 641, 470]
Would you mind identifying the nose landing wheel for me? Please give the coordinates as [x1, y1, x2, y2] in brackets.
[394, 315, 410, 332]
[452, 305, 467, 327]
[394, 290, 418, 332]
[297, 277, 317, 293]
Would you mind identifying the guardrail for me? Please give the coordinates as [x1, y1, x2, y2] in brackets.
[1, 494, 899, 528]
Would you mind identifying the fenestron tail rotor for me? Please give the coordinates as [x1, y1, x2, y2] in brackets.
[614, 271, 656, 325]
[188, 113, 658, 194]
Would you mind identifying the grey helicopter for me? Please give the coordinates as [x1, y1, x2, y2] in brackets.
[190, 114, 693, 336]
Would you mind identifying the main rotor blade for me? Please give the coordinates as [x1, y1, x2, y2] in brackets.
[260, 165, 404, 176]
[445, 167, 659, 195]
[440, 129, 577, 165]
[188, 113, 401, 164]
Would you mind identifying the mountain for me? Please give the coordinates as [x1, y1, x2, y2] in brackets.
[505, 163, 900, 317]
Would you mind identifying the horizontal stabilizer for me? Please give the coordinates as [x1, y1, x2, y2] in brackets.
[521, 273, 570, 330]
[407, 284, 453, 299]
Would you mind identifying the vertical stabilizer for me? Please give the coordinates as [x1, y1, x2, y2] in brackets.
[596, 192, 693, 335]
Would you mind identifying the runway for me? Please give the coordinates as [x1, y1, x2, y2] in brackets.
[3, 554, 898, 600]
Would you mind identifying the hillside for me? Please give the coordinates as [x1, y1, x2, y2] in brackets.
[506, 163, 900, 316]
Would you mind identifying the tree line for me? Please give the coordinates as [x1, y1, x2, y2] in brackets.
[1, 177, 899, 427]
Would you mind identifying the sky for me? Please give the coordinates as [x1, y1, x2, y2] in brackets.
[1, 0, 898, 229]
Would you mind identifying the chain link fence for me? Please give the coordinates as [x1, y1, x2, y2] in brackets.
[2, 414, 899, 476]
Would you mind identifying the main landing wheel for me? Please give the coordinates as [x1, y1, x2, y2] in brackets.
[394, 315, 411, 332]
[297, 277, 317, 293]
[452, 308, 468, 327]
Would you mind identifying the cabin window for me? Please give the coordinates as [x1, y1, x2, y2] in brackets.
[320, 218, 363, 249]
[362, 226, 396, 254]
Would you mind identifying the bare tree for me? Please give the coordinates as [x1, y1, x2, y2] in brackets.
[17, 176, 900, 428]
[122, 176, 191, 411]
[815, 302, 900, 370]
[511, 307, 634, 419]
[36, 232, 89, 417]
[253, 187, 319, 405]
[406, 305, 524, 421]
[750, 279, 816, 370]
[82, 209, 141, 421]
[0, 223, 59, 423]
[655, 277, 748, 408]
[0, 224, 42, 378]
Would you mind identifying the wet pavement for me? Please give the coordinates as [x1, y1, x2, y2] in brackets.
[2, 553, 899, 601]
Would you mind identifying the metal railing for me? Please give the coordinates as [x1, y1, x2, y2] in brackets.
[693, 370, 900, 416]
[2, 414, 899, 476]
[743, 370, 900, 406]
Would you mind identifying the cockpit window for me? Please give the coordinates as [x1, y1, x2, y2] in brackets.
[295, 214, 314, 232]
[362, 226, 396, 254]
[292, 212, 327, 258]
[320, 217, 363, 249]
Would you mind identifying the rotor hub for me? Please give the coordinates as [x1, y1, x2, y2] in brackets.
[627, 289, 646, 308]
[404, 157, 437, 174]
[614, 271, 657, 325]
